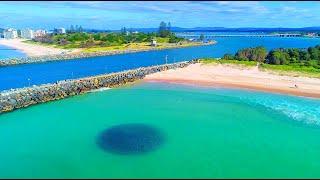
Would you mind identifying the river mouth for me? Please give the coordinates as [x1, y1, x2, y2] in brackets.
[96, 123, 166, 155]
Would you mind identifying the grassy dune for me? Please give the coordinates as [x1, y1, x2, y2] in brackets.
[24, 39, 210, 54]
[201, 58, 257, 66]
[200, 58, 320, 78]
[260, 64, 320, 78]
[82, 41, 207, 53]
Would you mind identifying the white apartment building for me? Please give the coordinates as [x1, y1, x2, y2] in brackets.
[21, 28, 34, 39]
[34, 29, 47, 37]
[3, 28, 18, 39]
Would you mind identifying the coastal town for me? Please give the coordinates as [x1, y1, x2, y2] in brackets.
[0, 23, 215, 62]
[0, 24, 319, 62]
[1, 26, 319, 41]
[0, 27, 48, 39]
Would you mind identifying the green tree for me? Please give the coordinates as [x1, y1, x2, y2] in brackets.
[168, 34, 183, 43]
[251, 46, 267, 63]
[266, 49, 290, 65]
[69, 25, 75, 33]
[167, 22, 172, 32]
[308, 47, 319, 60]
[222, 53, 234, 60]
[93, 33, 102, 41]
[199, 34, 205, 41]
[224, 45, 320, 69]
[299, 50, 311, 61]
[288, 48, 300, 63]
[234, 46, 267, 62]
[75, 25, 79, 32]
[121, 27, 127, 35]
[78, 26, 83, 33]
[158, 21, 170, 37]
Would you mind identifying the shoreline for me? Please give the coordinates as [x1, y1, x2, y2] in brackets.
[0, 39, 215, 67]
[0, 39, 76, 57]
[144, 63, 320, 99]
[0, 60, 198, 113]
[145, 79, 320, 99]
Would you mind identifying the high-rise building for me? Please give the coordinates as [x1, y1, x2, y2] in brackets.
[3, 28, 18, 39]
[21, 28, 34, 39]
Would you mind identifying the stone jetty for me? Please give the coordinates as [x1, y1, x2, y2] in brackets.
[0, 42, 215, 67]
[0, 60, 199, 113]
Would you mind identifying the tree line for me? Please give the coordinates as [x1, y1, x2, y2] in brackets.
[32, 22, 184, 48]
[67, 25, 84, 33]
[120, 21, 183, 43]
[222, 45, 320, 69]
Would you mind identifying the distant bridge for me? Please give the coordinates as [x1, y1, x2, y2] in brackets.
[176, 34, 302, 38]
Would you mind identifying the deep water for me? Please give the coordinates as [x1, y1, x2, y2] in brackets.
[97, 123, 165, 155]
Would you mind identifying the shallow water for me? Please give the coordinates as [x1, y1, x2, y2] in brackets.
[0, 44, 26, 59]
[0, 82, 320, 178]
[1, 36, 319, 91]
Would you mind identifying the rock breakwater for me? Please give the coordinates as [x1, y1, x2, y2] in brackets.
[0, 60, 199, 113]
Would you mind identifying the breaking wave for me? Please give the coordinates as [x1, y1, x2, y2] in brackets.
[238, 92, 320, 127]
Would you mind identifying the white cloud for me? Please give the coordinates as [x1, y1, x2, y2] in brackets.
[1, 1, 319, 28]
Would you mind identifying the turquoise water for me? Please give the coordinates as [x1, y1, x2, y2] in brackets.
[0, 44, 26, 59]
[1, 36, 320, 91]
[1, 82, 320, 178]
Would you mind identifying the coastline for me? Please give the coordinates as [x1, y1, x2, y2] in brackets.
[0, 60, 198, 113]
[0, 39, 215, 67]
[0, 39, 77, 56]
[144, 63, 320, 99]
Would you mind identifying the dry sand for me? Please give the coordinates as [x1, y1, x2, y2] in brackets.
[0, 39, 79, 57]
[144, 63, 320, 98]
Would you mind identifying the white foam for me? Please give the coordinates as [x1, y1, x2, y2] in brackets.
[241, 95, 320, 126]
[89, 87, 111, 93]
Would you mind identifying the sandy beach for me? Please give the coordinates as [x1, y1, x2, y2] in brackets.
[0, 39, 78, 57]
[144, 63, 320, 98]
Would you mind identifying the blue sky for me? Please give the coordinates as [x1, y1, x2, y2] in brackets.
[0, 1, 320, 30]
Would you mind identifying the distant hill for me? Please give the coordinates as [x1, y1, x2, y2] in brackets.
[108, 27, 228, 33]
[83, 29, 111, 33]
[171, 27, 320, 32]
[108, 26, 320, 33]
[2, 26, 320, 34]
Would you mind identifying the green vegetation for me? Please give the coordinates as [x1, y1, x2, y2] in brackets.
[260, 63, 320, 78]
[201, 58, 320, 78]
[31, 22, 184, 49]
[67, 25, 84, 33]
[221, 45, 320, 69]
[223, 46, 267, 62]
[203, 45, 320, 78]
[201, 58, 257, 66]
[199, 34, 205, 41]
[158, 21, 171, 38]
[158, 21, 184, 43]
[32, 32, 155, 49]
[266, 47, 320, 69]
